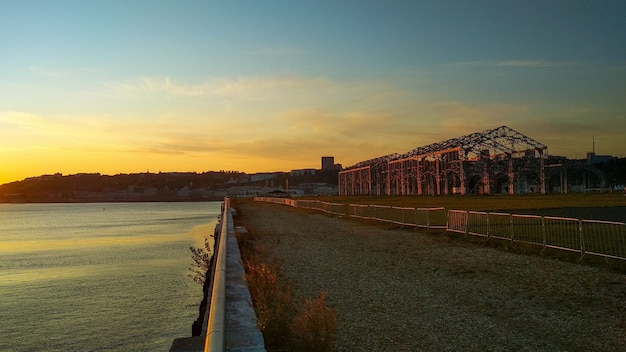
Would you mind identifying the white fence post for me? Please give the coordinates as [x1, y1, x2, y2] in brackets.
[579, 219, 585, 257]
[541, 216, 546, 249]
[509, 213, 514, 243]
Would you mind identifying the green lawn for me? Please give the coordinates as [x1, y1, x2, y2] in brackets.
[310, 193, 626, 211]
[248, 193, 626, 264]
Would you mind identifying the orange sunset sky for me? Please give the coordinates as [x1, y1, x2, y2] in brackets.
[1, 1, 625, 185]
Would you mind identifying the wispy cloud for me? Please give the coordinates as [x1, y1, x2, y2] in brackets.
[0, 111, 91, 152]
[106, 74, 336, 99]
[245, 47, 300, 56]
[0, 110, 154, 149]
[276, 107, 401, 137]
[105, 77, 205, 97]
[432, 100, 526, 119]
[212, 75, 335, 97]
[209, 135, 399, 170]
[81, 67, 104, 74]
[445, 60, 577, 69]
[0, 111, 47, 129]
[496, 60, 555, 68]
[129, 136, 231, 156]
[28, 66, 64, 77]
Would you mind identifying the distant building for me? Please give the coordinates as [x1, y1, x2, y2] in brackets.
[587, 137, 612, 165]
[321, 156, 335, 170]
[250, 172, 281, 182]
[290, 168, 316, 176]
[227, 174, 251, 184]
[296, 182, 337, 196]
[587, 152, 612, 165]
[237, 185, 304, 197]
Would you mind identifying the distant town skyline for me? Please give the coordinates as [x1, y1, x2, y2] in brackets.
[2, 1, 625, 185]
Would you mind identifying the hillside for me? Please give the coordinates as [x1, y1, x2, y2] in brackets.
[0, 169, 340, 203]
[0, 171, 244, 203]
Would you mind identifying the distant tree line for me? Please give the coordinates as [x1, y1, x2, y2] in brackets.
[0, 171, 244, 203]
[0, 168, 342, 203]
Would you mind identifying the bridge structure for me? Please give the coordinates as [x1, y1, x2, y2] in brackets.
[339, 126, 549, 196]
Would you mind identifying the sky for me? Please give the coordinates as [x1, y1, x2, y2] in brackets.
[1, 0, 625, 185]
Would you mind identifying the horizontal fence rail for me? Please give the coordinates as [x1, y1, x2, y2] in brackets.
[582, 220, 626, 260]
[542, 216, 581, 253]
[256, 197, 446, 230]
[447, 209, 626, 261]
[256, 197, 626, 262]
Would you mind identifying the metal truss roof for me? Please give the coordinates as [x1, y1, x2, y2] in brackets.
[400, 126, 547, 160]
[350, 153, 401, 170]
[345, 126, 547, 170]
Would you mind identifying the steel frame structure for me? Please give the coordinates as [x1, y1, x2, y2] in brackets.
[338, 153, 399, 196]
[339, 126, 548, 196]
[545, 159, 606, 193]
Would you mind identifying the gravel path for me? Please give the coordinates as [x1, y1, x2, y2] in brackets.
[237, 201, 626, 352]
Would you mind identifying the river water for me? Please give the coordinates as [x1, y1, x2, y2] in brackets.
[0, 202, 220, 352]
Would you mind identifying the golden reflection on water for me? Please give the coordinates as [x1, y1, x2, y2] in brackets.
[0, 222, 217, 286]
[2, 263, 114, 284]
[0, 257, 191, 285]
[188, 223, 216, 248]
[0, 223, 216, 254]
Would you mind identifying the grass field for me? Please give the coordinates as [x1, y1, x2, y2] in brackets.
[309, 193, 626, 212]
[249, 193, 626, 268]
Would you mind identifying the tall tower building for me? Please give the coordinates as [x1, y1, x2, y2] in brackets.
[321, 156, 334, 170]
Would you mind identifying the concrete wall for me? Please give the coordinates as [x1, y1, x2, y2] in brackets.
[170, 204, 265, 352]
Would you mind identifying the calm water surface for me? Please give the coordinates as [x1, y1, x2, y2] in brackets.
[0, 202, 220, 352]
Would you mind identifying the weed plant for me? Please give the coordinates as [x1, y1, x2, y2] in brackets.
[237, 225, 337, 352]
[188, 236, 213, 285]
[188, 234, 216, 336]
[290, 291, 337, 352]
[243, 257, 295, 348]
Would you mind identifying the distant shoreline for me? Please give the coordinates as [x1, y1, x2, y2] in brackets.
[0, 198, 225, 204]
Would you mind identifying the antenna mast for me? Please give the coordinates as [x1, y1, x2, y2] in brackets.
[592, 136, 595, 154]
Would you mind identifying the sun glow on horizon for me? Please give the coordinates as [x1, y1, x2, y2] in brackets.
[1, 2, 624, 185]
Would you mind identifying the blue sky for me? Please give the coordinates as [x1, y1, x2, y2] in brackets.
[1, 0, 625, 184]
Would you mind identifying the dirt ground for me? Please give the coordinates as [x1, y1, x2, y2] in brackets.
[236, 201, 626, 352]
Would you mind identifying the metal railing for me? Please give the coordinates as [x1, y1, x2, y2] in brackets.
[447, 209, 626, 260]
[204, 197, 230, 352]
[255, 197, 626, 261]
[254, 197, 446, 230]
[347, 204, 446, 229]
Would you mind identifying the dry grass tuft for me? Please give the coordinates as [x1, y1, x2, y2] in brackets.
[290, 291, 337, 352]
[241, 236, 337, 352]
[243, 257, 295, 348]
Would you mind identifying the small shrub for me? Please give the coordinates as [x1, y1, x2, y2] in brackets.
[244, 257, 295, 349]
[188, 236, 213, 285]
[189, 235, 215, 336]
[290, 291, 337, 352]
[239, 223, 337, 351]
[244, 257, 338, 351]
